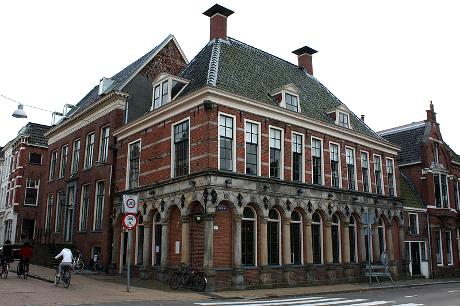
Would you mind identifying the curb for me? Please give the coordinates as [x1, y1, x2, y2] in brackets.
[28, 274, 54, 283]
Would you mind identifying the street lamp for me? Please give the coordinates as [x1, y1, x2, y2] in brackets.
[12, 104, 27, 118]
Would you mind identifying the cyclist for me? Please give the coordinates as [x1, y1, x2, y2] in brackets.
[19, 242, 32, 273]
[1, 240, 14, 268]
[54, 247, 73, 277]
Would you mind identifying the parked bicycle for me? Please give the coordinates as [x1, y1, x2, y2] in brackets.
[0, 260, 10, 279]
[169, 263, 207, 292]
[16, 258, 29, 279]
[90, 254, 104, 272]
[72, 253, 85, 272]
[54, 265, 71, 288]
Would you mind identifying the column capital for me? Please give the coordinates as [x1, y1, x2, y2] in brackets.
[282, 217, 291, 225]
[343, 222, 350, 227]
[143, 222, 153, 228]
[234, 215, 243, 222]
[260, 217, 268, 224]
[181, 216, 190, 223]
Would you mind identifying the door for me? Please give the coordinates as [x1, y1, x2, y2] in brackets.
[21, 219, 35, 242]
[410, 242, 421, 275]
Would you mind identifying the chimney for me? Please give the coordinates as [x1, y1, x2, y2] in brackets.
[292, 46, 318, 75]
[203, 4, 234, 41]
[361, 115, 365, 122]
[426, 101, 437, 122]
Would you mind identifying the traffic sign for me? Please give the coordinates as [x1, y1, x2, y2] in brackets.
[123, 194, 139, 213]
[123, 213, 138, 230]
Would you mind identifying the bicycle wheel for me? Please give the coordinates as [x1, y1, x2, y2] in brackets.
[169, 271, 181, 290]
[54, 268, 60, 286]
[190, 273, 207, 292]
[63, 271, 71, 288]
[16, 262, 22, 277]
[94, 262, 104, 272]
[75, 259, 84, 272]
[23, 264, 28, 279]
[3, 265, 8, 279]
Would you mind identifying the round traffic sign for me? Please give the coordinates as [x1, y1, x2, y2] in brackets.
[123, 213, 138, 229]
[126, 198, 136, 209]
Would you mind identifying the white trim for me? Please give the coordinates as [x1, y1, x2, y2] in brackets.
[70, 138, 81, 174]
[44, 193, 53, 231]
[171, 117, 191, 178]
[218, 112, 237, 172]
[312, 212, 323, 264]
[399, 161, 422, 167]
[329, 141, 342, 188]
[446, 229, 453, 266]
[408, 212, 419, 235]
[291, 131, 305, 183]
[92, 180, 105, 231]
[79, 184, 90, 231]
[98, 125, 110, 163]
[59, 145, 68, 178]
[373, 154, 385, 195]
[126, 139, 142, 190]
[311, 136, 324, 185]
[378, 121, 425, 136]
[267, 208, 282, 266]
[336, 110, 351, 129]
[385, 157, 397, 197]
[434, 228, 443, 266]
[345, 146, 357, 190]
[332, 214, 341, 263]
[244, 119, 261, 176]
[84, 132, 95, 170]
[242, 206, 258, 267]
[290, 210, 303, 265]
[269, 126, 284, 180]
[404, 207, 427, 212]
[24, 178, 40, 206]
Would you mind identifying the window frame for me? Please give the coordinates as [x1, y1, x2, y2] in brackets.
[24, 178, 40, 206]
[267, 208, 281, 266]
[329, 142, 342, 188]
[59, 145, 68, 178]
[331, 214, 341, 263]
[373, 154, 384, 195]
[290, 210, 303, 265]
[79, 184, 91, 231]
[408, 213, 419, 235]
[28, 152, 42, 165]
[49, 150, 58, 181]
[446, 230, 453, 265]
[291, 132, 305, 183]
[171, 118, 190, 178]
[345, 146, 357, 190]
[349, 216, 358, 263]
[284, 92, 300, 112]
[55, 190, 65, 233]
[84, 132, 95, 170]
[434, 228, 443, 266]
[269, 126, 284, 180]
[311, 137, 324, 185]
[244, 119, 261, 176]
[242, 206, 258, 267]
[337, 111, 350, 128]
[70, 139, 80, 174]
[218, 113, 237, 172]
[386, 158, 397, 197]
[151, 76, 189, 110]
[98, 125, 110, 163]
[93, 180, 105, 231]
[311, 212, 323, 264]
[434, 173, 449, 208]
[126, 139, 141, 189]
[45, 193, 53, 231]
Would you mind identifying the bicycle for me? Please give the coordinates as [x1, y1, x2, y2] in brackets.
[91, 254, 104, 272]
[16, 258, 29, 279]
[0, 259, 11, 279]
[54, 265, 72, 288]
[169, 263, 207, 292]
[72, 254, 85, 272]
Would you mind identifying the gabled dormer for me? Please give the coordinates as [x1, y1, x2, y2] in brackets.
[270, 83, 301, 113]
[151, 73, 189, 110]
[327, 103, 353, 129]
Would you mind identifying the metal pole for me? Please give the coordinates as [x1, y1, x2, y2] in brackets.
[127, 229, 131, 292]
[368, 223, 372, 285]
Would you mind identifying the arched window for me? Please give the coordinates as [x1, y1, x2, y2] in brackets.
[349, 216, 357, 263]
[267, 209, 281, 265]
[153, 212, 162, 266]
[331, 214, 341, 263]
[378, 218, 386, 256]
[136, 214, 144, 265]
[312, 212, 323, 264]
[290, 211, 302, 264]
[364, 222, 373, 262]
[242, 207, 256, 266]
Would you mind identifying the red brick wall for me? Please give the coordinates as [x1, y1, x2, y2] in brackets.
[168, 206, 182, 266]
[213, 202, 233, 268]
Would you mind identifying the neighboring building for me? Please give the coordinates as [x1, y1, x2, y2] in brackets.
[112, 5, 405, 290]
[0, 123, 50, 245]
[42, 35, 188, 267]
[380, 102, 460, 278]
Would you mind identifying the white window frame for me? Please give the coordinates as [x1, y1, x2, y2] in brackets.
[455, 180, 460, 211]
[408, 213, 419, 235]
[386, 157, 397, 197]
[435, 228, 443, 266]
[311, 137, 324, 185]
[361, 151, 372, 193]
[49, 150, 58, 181]
[244, 119, 261, 176]
[373, 154, 385, 195]
[446, 230, 453, 265]
[283, 91, 301, 113]
[312, 212, 324, 264]
[93, 180, 105, 231]
[45, 193, 53, 231]
[345, 146, 357, 190]
[126, 139, 142, 189]
[337, 111, 350, 128]
[151, 76, 189, 110]
[24, 178, 40, 206]
[71, 139, 80, 174]
[269, 126, 284, 180]
[84, 132, 95, 170]
[290, 210, 303, 265]
[242, 206, 258, 267]
[99, 125, 110, 163]
[349, 216, 358, 263]
[170, 117, 191, 178]
[329, 142, 342, 188]
[291, 132, 305, 183]
[55, 191, 65, 233]
[79, 184, 91, 231]
[331, 214, 342, 263]
[218, 112, 237, 172]
[267, 208, 282, 266]
[59, 145, 68, 178]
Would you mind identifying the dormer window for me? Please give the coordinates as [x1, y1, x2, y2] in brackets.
[327, 104, 353, 129]
[285, 93, 299, 112]
[152, 73, 189, 110]
[270, 83, 301, 113]
[338, 111, 349, 128]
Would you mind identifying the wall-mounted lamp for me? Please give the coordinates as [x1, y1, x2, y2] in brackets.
[225, 178, 232, 187]
[189, 180, 196, 187]
[263, 184, 270, 192]
[297, 188, 305, 195]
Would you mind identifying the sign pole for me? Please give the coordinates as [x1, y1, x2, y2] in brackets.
[368, 223, 372, 285]
[127, 229, 131, 292]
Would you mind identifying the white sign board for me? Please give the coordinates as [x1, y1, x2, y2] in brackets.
[123, 194, 139, 213]
[123, 214, 138, 229]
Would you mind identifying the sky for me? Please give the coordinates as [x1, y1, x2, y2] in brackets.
[1, 0, 459, 151]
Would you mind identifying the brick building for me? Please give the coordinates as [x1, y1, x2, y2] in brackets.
[0, 123, 50, 244]
[380, 102, 460, 278]
[111, 4, 405, 290]
[41, 35, 187, 267]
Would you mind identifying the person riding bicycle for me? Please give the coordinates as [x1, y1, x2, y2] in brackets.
[1, 240, 14, 267]
[19, 242, 32, 266]
[54, 247, 73, 276]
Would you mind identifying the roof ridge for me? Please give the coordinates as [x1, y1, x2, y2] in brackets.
[206, 39, 221, 86]
[378, 121, 425, 136]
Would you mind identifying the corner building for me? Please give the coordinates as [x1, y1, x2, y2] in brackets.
[112, 5, 404, 290]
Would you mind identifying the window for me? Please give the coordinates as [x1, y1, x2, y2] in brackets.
[45, 193, 53, 231]
[49, 150, 58, 180]
[386, 159, 396, 196]
[219, 115, 235, 171]
[378, 218, 386, 256]
[55, 191, 65, 232]
[435, 229, 443, 265]
[292, 133, 303, 182]
[446, 230, 453, 265]
[267, 209, 280, 266]
[349, 216, 357, 262]
[25, 178, 39, 205]
[245, 121, 259, 175]
[4, 220, 12, 241]
[374, 155, 383, 194]
[173, 120, 189, 177]
[59, 145, 68, 178]
[285, 93, 299, 112]
[79, 184, 90, 231]
[84, 133, 95, 169]
[434, 174, 449, 208]
[434, 143, 440, 164]
[154, 213, 162, 266]
[94, 181, 105, 231]
[330, 143, 340, 188]
[312, 212, 322, 264]
[128, 141, 140, 189]
[408, 213, 418, 235]
[311, 138, 323, 185]
[99, 126, 110, 163]
[346, 147, 356, 190]
[242, 207, 256, 266]
[29, 153, 42, 165]
[71, 139, 80, 174]
[290, 211, 302, 264]
[270, 128, 283, 179]
[137, 216, 144, 265]
[153, 81, 169, 108]
[364, 223, 373, 262]
[421, 241, 427, 261]
[64, 186, 76, 242]
[454, 180, 460, 210]
[338, 111, 349, 128]
[331, 214, 341, 263]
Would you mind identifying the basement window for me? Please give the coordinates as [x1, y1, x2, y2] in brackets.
[152, 74, 189, 110]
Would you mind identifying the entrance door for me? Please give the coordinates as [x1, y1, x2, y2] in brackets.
[410, 242, 421, 275]
[21, 219, 35, 241]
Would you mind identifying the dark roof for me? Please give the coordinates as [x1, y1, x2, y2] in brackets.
[379, 122, 425, 164]
[178, 38, 383, 140]
[203, 4, 234, 17]
[19, 123, 50, 147]
[399, 173, 425, 209]
[446, 144, 460, 164]
[293, 46, 318, 56]
[0, 147, 3, 158]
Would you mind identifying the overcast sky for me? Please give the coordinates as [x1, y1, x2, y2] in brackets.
[1, 0, 459, 152]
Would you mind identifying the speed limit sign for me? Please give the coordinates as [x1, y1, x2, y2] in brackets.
[122, 213, 138, 230]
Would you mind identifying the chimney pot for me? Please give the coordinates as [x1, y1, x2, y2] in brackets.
[426, 101, 437, 122]
[203, 4, 234, 41]
[293, 46, 318, 75]
[361, 115, 365, 122]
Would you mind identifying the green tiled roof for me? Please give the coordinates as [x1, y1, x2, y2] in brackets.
[179, 38, 384, 141]
[400, 173, 424, 209]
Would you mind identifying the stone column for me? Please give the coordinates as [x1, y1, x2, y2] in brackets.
[232, 215, 244, 288]
[181, 216, 190, 264]
[399, 225, 405, 261]
[324, 222, 333, 264]
[342, 222, 351, 263]
[259, 218, 271, 285]
[203, 213, 216, 291]
[160, 219, 169, 268]
[282, 218, 291, 265]
[386, 224, 395, 261]
[110, 224, 119, 275]
[139, 222, 152, 280]
[373, 224, 380, 262]
[358, 223, 366, 262]
[304, 221, 313, 264]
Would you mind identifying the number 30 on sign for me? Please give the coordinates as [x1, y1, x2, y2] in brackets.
[122, 213, 138, 230]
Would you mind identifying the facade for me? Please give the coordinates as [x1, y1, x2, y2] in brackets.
[380, 103, 460, 278]
[111, 5, 405, 290]
[42, 35, 187, 267]
[0, 123, 50, 245]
